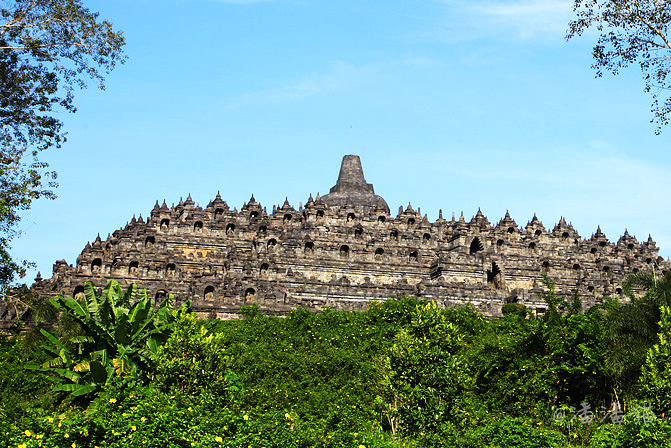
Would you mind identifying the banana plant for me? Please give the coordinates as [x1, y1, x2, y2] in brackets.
[30, 280, 189, 399]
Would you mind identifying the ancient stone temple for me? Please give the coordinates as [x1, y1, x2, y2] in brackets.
[31, 155, 670, 318]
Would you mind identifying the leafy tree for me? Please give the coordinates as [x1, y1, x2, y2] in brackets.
[0, 0, 125, 290]
[639, 306, 671, 414]
[33, 280, 188, 401]
[602, 269, 671, 401]
[567, 0, 671, 133]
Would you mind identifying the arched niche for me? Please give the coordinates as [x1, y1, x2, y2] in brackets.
[160, 218, 170, 230]
[194, 221, 203, 233]
[73, 285, 85, 299]
[340, 245, 350, 258]
[129, 261, 139, 276]
[245, 287, 256, 302]
[267, 238, 277, 251]
[375, 248, 384, 261]
[409, 250, 419, 262]
[91, 258, 102, 273]
[145, 236, 155, 248]
[259, 263, 269, 278]
[204, 285, 215, 302]
[165, 263, 176, 277]
[226, 223, 236, 235]
[304, 241, 314, 254]
[487, 262, 503, 289]
[469, 238, 484, 254]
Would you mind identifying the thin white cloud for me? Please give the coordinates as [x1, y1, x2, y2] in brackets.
[226, 60, 378, 108]
[428, 0, 574, 42]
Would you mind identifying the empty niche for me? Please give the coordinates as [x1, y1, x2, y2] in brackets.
[259, 263, 269, 278]
[407, 217, 415, 226]
[542, 261, 550, 272]
[507, 227, 516, 234]
[267, 238, 277, 251]
[562, 231, 570, 240]
[165, 263, 176, 277]
[590, 247, 598, 254]
[355, 227, 363, 238]
[602, 265, 610, 273]
[316, 210, 325, 220]
[409, 250, 419, 262]
[258, 225, 267, 234]
[627, 243, 635, 249]
[194, 221, 203, 233]
[226, 223, 236, 235]
[156, 290, 167, 300]
[375, 248, 384, 261]
[377, 215, 386, 223]
[204, 285, 215, 302]
[469, 237, 484, 254]
[304, 241, 314, 254]
[160, 218, 170, 230]
[145, 236, 155, 248]
[129, 260, 139, 275]
[573, 263, 581, 271]
[340, 245, 350, 258]
[245, 287, 256, 302]
[599, 241, 607, 247]
[528, 242, 536, 250]
[487, 262, 503, 289]
[535, 229, 542, 236]
[73, 285, 85, 299]
[91, 258, 102, 273]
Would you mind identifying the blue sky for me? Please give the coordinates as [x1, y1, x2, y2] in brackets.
[10, 0, 671, 283]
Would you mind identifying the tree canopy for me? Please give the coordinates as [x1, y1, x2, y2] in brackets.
[567, 1, 671, 133]
[0, 0, 125, 290]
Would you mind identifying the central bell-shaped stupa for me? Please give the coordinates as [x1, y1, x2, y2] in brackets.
[321, 155, 390, 213]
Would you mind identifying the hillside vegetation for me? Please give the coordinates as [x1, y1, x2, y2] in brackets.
[1, 273, 670, 448]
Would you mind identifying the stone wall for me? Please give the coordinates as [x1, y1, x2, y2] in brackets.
[30, 155, 669, 318]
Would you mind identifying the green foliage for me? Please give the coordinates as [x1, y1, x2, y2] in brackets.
[382, 302, 476, 438]
[639, 306, 671, 415]
[154, 314, 243, 399]
[32, 280, 189, 401]
[0, 0, 125, 290]
[5, 283, 671, 447]
[567, 0, 671, 133]
[502, 302, 528, 318]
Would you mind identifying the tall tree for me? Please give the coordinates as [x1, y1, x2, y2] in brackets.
[567, 0, 671, 133]
[0, 0, 125, 290]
